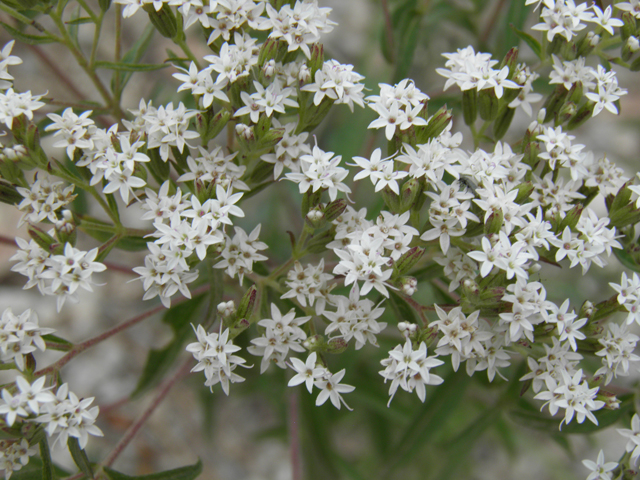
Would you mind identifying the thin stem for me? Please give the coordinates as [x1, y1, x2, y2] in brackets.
[49, 10, 125, 120]
[100, 357, 193, 468]
[76, 0, 99, 23]
[0, 3, 48, 32]
[174, 37, 201, 69]
[89, 10, 105, 69]
[34, 286, 209, 378]
[479, 0, 509, 45]
[114, 4, 123, 101]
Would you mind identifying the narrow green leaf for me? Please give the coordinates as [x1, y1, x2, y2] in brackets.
[113, 23, 156, 94]
[116, 235, 150, 252]
[510, 25, 542, 60]
[130, 294, 206, 398]
[104, 459, 202, 480]
[614, 246, 640, 272]
[380, 369, 471, 477]
[65, 16, 93, 25]
[393, 14, 421, 82]
[96, 61, 168, 72]
[67, 437, 94, 478]
[42, 333, 74, 350]
[0, 22, 56, 44]
[39, 437, 54, 480]
[499, 3, 530, 57]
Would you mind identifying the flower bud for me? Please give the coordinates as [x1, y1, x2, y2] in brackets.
[198, 109, 230, 144]
[381, 186, 401, 213]
[478, 89, 499, 121]
[543, 86, 568, 123]
[598, 391, 620, 410]
[0, 180, 22, 205]
[307, 43, 324, 79]
[621, 12, 637, 41]
[301, 189, 322, 217]
[258, 38, 281, 67]
[393, 246, 425, 277]
[143, 4, 178, 39]
[235, 123, 254, 141]
[323, 198, 347, 223]
[217, 300, 236, 318]
[298, 64, 311, 84]
[262, 59, 276, 79]
[493, 107, 515, 140]
[484, 209, 503, 235]
[557, 101, 577, 124]
[99, 0, 111, 11]
[527, 263, 541, 275]
[623, 36, 640, 62]
[303, 334, 324, 351]
[399, 178, 424, 212]
[462, 89, 477, 126]
[558, 203, 583, 231]
[236, 285, 257, 323]
[418, 105, 452, 142]
[514, 182, 534, 204]
[327, 337, 348, 354]
[400, 276, 418, 296]
[499, 47, 519, 78]
[305, 207, 325, 229]
[566, 102, 594, 130]
[305, 228, 336, 254]
[55, 210, 76, 245]
[3, 144, 27, 161]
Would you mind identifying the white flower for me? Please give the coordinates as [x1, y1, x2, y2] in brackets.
[314, 368, 355, 410]
[582, 450, 617, 480]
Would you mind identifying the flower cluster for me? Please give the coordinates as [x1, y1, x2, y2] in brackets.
[11, 239, 106, 311]
[0, 308, 53, 371]
[186, 325, 249, 395]
[0, 376, 102, 449]
[379, 338, 444, 405]
[248, 304, 310, 373]
[287, 352, 355, 410]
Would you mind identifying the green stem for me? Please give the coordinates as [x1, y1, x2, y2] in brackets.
[76, 0, 99, 22]
[174, 37, 201, 69]
[89, 10, 105, 69]
[49, 9, 125, 120]
[114, 4, 123, 102]
[0, 3, 48, 32]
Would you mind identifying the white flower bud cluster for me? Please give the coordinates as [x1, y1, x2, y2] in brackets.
[0, 308, 54, 371]
[0, 438, 37, 480]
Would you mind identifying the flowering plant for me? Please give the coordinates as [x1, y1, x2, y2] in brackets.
[1, 0, 640, 478]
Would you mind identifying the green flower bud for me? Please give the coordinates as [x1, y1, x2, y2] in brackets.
[327, 337, 348, 354]
[418, 105, 452, 142]
[0, 180, 22, 206]
[522, 141, 541, 169]
[99, 0, 111, 11]
[513, 182, 534, 204]
[143, 4, 178, 39]
[236, 285, 257, 324]
[28, 225, 60, 254]
[478, 89, 499, 121]
[462, 89, 477, 126]
[258, 38, 281, 67]
[301, 189, 322, 217]
[393, 246, 425, 277]
[197, 109, 230, 144]
[305, 228, 336, 254]
[307, 43, 324, 79]
[399, 177, 424, 212]
[543, 86, 568, 123]
[566, 102, 594, 130]
[559, 203, 583, 231]
[557, 101, 577, 125]
[381, 185, 401, 212]
[499, 47, 519, 78]
[493, 106, 515, 140]
[324, 198, 347, 223]
[621, 12, 637, 41]
[484, 209, 503, 235]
